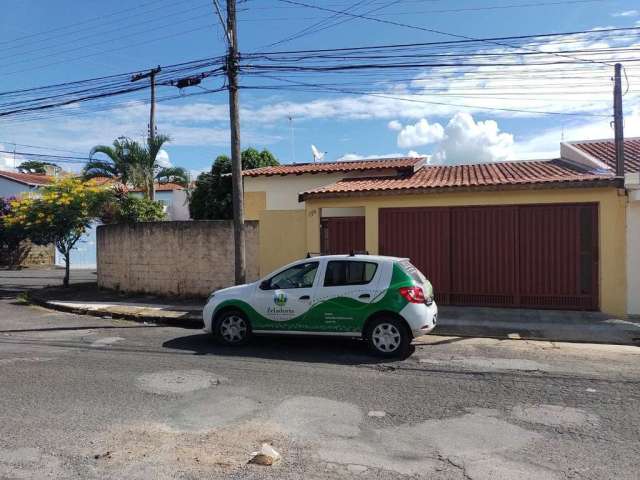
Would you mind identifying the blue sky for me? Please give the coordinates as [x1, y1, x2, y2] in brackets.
[1, 0, 639, 175]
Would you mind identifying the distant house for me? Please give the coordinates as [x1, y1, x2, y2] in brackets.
[243, 139, 640, 318]
[129, 182, 190, 221]
[0, 170, 53, 197]
[0, 170, 55, 266]
[0, 170, 191, 269]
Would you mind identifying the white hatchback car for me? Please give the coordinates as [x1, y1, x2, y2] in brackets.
[203, 254, 437, 357]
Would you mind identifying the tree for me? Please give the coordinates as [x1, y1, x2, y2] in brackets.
[4, 178, 108, 287]
[83, 137, 137, 186]
[17, 161, 58, 175]
[84, 135, 189, 200]
[99, 188, 166, 224]
[0, 197, 31, 268]
[189, 148, 279, 220]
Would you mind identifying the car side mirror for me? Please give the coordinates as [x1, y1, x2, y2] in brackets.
[259, 280, 270, 290]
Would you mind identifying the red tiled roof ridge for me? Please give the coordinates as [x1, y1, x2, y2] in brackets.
[568, 137, 640, 174]
[0, 169, 54, 186]
[300, 158, 616, 199]
[243, 156, 422, 176]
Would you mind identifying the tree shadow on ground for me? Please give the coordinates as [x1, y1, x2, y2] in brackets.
[163, 332, 415, 366]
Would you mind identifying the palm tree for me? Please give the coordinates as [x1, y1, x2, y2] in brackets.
[85, 135, 189, 200]
[83, 137, 136, 186]
[127, 135, 189, 200]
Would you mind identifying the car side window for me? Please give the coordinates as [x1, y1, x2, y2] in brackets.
[262, 262, 319, 290]
[323, 261, 378, 287]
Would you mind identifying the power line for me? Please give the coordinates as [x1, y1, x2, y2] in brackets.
[273, 0, 616, 66]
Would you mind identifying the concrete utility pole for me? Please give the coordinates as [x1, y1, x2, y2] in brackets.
[131, 65, 161, 200]
[613, 63, 625, 178]
[131, 66, 162, 141]
[225, 0, 246, 285]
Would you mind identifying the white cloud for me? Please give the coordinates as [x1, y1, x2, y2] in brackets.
[0, 144, 17, 171]
[156, 149, 171, 168]
[512, 104, 640, 159]
[407, 150, 427, 158]
[336, 152, 403, 162]
[397, 118, 445, 148]
[611, 10, 638, 17]
[430, 113, 514, 165]
[387, 120, 402, 131]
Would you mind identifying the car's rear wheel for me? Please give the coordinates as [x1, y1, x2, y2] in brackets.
[366, 317, 411, 358]
[214, 310, 251, 345]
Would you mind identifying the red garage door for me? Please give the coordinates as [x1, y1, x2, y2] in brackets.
[379, 204, 599, 310]
[321, 216, 366, 255]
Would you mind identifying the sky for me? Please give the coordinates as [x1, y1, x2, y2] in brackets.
[1, 0, 639, 176]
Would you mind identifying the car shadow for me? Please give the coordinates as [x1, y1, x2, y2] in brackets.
[162, 333, 415, 366]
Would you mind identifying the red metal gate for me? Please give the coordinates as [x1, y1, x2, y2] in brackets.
[379, 204, 599, 310]
[320, 216, 365, 255]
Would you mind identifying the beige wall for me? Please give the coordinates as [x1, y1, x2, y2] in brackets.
[258, 210, 307, 275]
[97, 221, 259, 297]
[245, 191, 266, 221]
[244, 174, 346, 210]
[305, 187, 627, 316]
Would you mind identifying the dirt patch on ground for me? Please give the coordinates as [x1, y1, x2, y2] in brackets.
[86, 420, 295, 479]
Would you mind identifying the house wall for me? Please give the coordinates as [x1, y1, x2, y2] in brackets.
[97, 220, 260, 297]
[304, 187, 627, 317]
[245, 191, 266, 220]
[130, 190, 190, 221]
[257, 209, 307, 275]
[244, 174, 347, 210]
[627, 192, 640, 316]
[0, 177, 37, 198]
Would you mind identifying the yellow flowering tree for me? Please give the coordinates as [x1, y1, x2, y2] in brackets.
[4, 178, 109, 286]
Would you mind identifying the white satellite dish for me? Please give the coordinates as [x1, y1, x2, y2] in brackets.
[311, 144, 326, 163]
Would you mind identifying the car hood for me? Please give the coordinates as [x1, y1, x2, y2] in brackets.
[209, 282, 256, 299]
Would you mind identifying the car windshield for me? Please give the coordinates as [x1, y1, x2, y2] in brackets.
[266, 262, 319, 289]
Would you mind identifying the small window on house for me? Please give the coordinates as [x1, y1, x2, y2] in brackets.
[323, 261, 377, 287]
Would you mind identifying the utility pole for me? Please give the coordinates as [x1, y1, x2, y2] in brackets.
[131, 65, 161, 200]
[225, 0, 246, 285]
[613, 63, 625, 178]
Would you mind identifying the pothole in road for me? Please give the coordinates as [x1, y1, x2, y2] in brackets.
[136, 370, 227, 395]
[90, 337, 125, 348]
[419, 356, 556, 373]
[0, 447, 67, 479]
[510, 404, 600, 428]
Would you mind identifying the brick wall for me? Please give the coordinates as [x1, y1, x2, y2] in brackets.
[0, 241, 54, 267]
[97, 221, 259, 297]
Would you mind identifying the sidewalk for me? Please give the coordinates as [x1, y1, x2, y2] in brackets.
[28, 283, 640, 345]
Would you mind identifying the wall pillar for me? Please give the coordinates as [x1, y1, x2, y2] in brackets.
[306, 205, 321, 254]
[365, 205, 379, 254]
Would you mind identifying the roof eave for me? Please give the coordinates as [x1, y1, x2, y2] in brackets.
[300, 178, 620, 202]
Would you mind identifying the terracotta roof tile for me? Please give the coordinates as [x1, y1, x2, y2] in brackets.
[0, 170, 54, 186]
[570, 137, 640, 173]
[300, 159, 615, 199]
[243, 157, 421, 176]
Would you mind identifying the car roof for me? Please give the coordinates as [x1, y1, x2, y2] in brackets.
[304, 254, 407, 263]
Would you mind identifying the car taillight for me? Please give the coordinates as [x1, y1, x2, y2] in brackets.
[399, 286, 425, 303]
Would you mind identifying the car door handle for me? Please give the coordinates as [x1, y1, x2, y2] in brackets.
[299, 295, 310, 300]
[358, 293, 371, 299]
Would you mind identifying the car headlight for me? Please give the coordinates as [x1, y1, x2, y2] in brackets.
[207, 292, 215, 303]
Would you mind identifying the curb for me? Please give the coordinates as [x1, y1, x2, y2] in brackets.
[27, 294, 203, 329]
[432, 325, 640, 347]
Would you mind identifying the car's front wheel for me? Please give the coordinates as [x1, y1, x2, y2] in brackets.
[214, 310, 251, 345]
[366, 317, 411, 358]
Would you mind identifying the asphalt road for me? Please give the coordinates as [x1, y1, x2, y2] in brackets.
[1, 269, 639, 479]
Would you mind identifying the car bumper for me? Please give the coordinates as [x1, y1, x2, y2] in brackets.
[401, 301, 438, 338]
[202, 302, 215, 333]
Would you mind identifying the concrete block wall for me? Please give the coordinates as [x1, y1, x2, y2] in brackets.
[97, 221, 259, 297]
